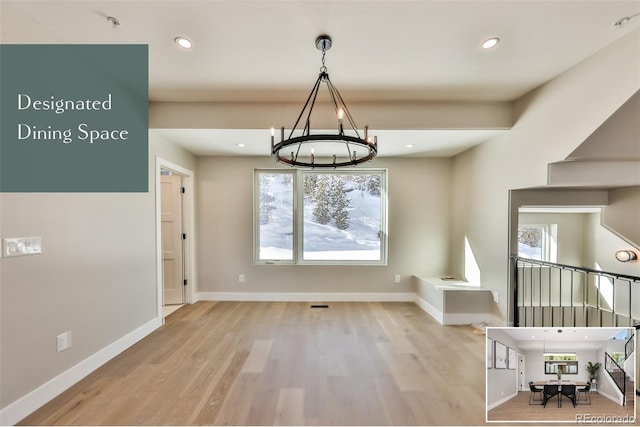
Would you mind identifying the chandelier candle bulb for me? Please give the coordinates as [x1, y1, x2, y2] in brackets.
[364, 126, 368, 141]
[281, 127, 285, 142]
[270, 127, 275, 148]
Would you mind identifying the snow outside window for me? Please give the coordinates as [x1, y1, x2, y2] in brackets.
[517, 224, 557, 262]
[255, 169, 387, 265]
[256, 171, 295, 261]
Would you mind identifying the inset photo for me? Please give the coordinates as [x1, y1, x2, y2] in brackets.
[486, 327, 636, 423]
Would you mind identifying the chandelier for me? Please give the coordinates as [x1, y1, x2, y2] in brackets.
[271, 35, 378, 168]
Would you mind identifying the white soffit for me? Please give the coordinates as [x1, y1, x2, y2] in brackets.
[518, 207, 604, 214]
[152, 128, 508, 157]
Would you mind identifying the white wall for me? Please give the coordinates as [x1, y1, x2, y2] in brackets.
[583, 212, 640, 320]
[0, 132, 195, 419]
[518, 212, 586, 265]
[603, 186, 640, 249]
[195, 156, 452, 296]
[487, 329, 521, 408]
[583, 210, 640, 279]
[450, 29, 640, 323]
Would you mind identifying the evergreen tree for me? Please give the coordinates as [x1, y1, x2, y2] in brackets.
[330, 175, 350, 230]
[367, 174, 381, 196]
[312, 175, 330, 224]
[351, 175, 366, 191]
[304, 174, 318, 200]
[259, 176, 275, 224]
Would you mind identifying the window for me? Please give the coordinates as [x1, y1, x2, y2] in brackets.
[256, 171, 294, 261]
[517, 224, 557, 262]
[544, 353, 578, 375]
[255, 169, 387, 265]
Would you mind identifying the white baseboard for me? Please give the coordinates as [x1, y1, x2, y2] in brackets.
[412, 294, 502, 326]
[0, 317, 162, 426]
[412, 294, 444, 324]
[196, 291, 415, 302]
[487, 392, 518, 411]
[598, 389, 623, 406]
[442, 312, 497, 326]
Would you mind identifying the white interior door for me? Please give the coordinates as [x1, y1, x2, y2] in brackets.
[161, 173, 184, 305]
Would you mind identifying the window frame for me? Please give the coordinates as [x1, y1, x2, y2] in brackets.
[543, 353, 579, 375]
[254, 168, 388, 266]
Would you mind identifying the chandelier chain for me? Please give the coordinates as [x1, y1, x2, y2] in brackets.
[320, 47, 327, 73]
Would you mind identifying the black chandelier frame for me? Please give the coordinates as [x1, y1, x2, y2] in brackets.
[271, 35, 378, 168]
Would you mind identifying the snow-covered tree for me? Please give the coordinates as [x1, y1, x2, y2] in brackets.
[330, 175, 350, 230]
[304, 174, 317, 200]
[367, 175, 381, 196]
[259, 176, 276, 224]
[312, 175, 331, 224]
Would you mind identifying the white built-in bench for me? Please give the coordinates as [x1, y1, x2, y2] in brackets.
[413, 276, 496, 325]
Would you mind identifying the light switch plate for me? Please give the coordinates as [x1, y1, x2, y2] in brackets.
[2, 236, 42, 257]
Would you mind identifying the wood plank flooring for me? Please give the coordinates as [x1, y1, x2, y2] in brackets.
[488, 391, 635, 423]
[19, 301, 487, 426]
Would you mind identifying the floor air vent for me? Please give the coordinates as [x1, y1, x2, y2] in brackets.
[310, 304, 329, 308]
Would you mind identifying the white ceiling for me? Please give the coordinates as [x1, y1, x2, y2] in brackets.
[3, 0, 639, 157]
[493, 327, 632, 351]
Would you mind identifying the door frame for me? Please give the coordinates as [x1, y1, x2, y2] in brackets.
[518, 353, 526, 391]
[155, 157, 195, 321]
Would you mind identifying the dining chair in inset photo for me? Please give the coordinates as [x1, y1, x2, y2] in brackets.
[529, 381, 543, 405]
[577, 382, 591, 405]
[560, 384, 577, 408]
[543, 384, 560, 408]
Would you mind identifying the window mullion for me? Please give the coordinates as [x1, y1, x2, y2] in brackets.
[294, 170, 303, 263]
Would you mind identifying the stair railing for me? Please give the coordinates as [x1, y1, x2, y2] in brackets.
[511, 256, 640, 327]
[625, 332, 634, 359]
[605, 352, 627, 406]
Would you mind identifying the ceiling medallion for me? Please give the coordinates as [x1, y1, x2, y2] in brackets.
[271, 34, 378, 168]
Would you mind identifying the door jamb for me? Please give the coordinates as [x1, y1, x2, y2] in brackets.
[155, 157, 195, 322]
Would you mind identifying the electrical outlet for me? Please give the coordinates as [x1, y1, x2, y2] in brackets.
[3, 236, 42, 257]
[57, 331, 71, 352]
[239, 274, 245, 283]
[394, 274, 401, 284]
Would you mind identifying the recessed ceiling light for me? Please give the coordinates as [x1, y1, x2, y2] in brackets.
[406, 144, 415, 148]
[175, 37, 192, 49]
[236, 143, 245, 148]
[482, 37, 500, 49]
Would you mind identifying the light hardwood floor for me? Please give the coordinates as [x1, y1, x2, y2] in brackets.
[488, 390, 635, 423]
[19, 301, 487, 426]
